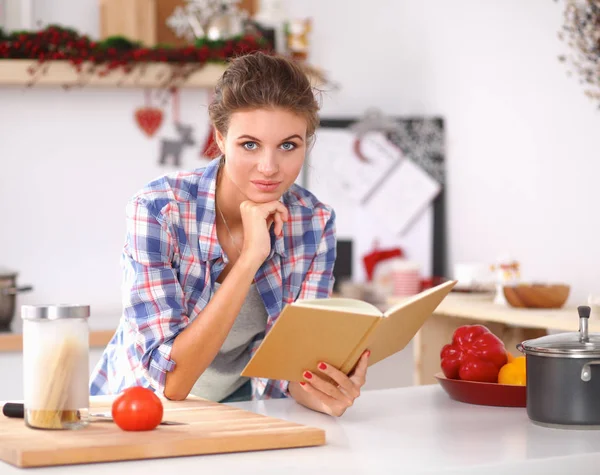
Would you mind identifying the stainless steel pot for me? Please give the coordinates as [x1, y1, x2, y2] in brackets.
[518, 305, 600, 428]
[0, 268, 33, 331]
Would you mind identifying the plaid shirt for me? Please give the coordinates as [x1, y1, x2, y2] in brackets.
[90, 157, 336, 400]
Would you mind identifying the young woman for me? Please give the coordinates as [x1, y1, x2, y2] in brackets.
[90, 52, 369, 417]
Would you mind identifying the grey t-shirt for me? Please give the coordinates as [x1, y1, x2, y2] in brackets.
[189, 282, 268, 402]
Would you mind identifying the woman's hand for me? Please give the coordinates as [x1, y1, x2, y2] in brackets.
[289, 349, 370, 417]
[239, 200, 288, 267]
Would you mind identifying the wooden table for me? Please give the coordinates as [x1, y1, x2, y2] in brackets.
[390, 292, 599, 385]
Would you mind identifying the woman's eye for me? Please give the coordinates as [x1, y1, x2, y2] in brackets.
[242, 141, 258, 151]
[280, 142, 297, 151]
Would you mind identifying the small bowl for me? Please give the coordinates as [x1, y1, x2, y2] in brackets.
[503, 283, 570, 309]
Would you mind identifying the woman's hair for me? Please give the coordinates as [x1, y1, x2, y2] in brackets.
[208, 52, 320, 145]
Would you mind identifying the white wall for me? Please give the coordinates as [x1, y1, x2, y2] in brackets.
[2, 1, 600, 389]
[1, 86, 213, 321]
[287, 0, 600, 305]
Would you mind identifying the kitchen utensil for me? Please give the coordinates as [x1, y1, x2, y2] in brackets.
[0, 398, 325, 468]
[503, 283, 570, 309]
[89, 410, 186, 426]
[2, 402, 24, 418]
[435, 372, 526, 407]
[0, 268, 33, 330]
[362, 245, 403, 282]
[518, 305, 600, 428]
[1, 403, 186, 426]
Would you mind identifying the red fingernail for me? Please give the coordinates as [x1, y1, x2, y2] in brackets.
[300, 382, 306, 386]
[318, 362, 327, 370]
[303, 371, 313, 379]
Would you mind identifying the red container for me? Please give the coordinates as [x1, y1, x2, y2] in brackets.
[435, 372, 526, 408]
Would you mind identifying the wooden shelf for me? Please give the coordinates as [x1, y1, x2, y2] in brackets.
[0, 59, 227, 88]
[0, 59, 327, 89]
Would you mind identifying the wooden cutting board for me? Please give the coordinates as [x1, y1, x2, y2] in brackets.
[0, 397, 325, 468]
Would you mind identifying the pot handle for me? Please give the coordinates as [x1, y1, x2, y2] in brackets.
[581, 360, 600, 382]
[1, 286, 33, 295]
[516, 343, 525, 354]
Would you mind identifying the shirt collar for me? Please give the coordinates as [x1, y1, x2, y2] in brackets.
[268, 224, 287, 259]
[197, 157, 223, 262]
[197, 157, 287, 262]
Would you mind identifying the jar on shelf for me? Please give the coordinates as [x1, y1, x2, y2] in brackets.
[21, 304, 90, 430]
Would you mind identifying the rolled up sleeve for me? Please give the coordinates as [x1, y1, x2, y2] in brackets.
[122, 197, 189, 394]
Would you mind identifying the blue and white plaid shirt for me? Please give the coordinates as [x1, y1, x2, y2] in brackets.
[90, 157, 336, 400]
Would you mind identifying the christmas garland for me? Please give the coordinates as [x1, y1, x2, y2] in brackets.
[0, 24, 271, 86]
[558, 0, 600, 106]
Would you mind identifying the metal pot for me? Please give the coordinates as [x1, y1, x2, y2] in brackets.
[0, 268, 33, 331]
[518, 305, 600, 428]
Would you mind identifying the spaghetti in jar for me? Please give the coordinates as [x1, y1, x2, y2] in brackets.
[21, 304, 90, 430]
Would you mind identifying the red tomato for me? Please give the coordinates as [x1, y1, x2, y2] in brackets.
[111, 386, 164, 431]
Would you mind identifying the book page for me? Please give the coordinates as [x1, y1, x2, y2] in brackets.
[293, 298, 381, 316]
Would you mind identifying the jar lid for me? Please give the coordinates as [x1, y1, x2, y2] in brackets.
[519, 332, 600, 357]
[21, 304, 90, 320]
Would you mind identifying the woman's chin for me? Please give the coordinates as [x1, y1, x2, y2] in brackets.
[244, 188, 283, 203]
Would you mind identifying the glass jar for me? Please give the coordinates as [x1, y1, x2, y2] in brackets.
[21, 304, 90, 430]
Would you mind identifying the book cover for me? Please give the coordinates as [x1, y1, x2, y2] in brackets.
[241, 280, 457, 382]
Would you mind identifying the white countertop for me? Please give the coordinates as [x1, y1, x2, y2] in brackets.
[2, 384, 600, 475]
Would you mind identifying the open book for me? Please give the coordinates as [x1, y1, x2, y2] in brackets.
[241, 280, 457, 382]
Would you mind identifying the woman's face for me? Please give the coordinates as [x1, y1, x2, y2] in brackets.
[216, 107, 307, 203]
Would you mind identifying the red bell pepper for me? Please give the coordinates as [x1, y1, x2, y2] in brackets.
[440, 325, 508, 383]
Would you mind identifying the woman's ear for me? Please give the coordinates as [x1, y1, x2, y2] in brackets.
[215, 129, 226, 155]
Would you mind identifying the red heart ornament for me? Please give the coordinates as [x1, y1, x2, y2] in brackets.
[135, 107, 163, 137]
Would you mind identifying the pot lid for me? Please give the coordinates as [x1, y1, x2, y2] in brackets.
[0, 267, 17, 279]
[519, 306, 600, 357]
[520, 332, 600, 356]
